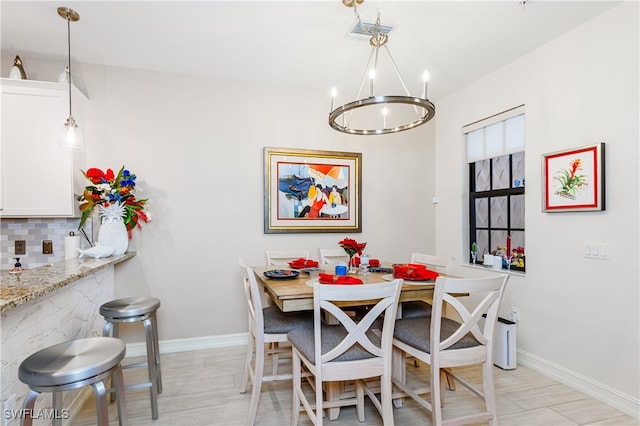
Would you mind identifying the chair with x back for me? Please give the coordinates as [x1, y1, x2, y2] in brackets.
[238, 259, 312, 425]
[392, 274, 510, 426]
[400, 253, 453, 319]
[265, 249, 311, 266]
[288, 279, 402, 426]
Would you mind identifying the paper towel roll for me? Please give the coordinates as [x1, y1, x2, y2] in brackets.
[64, 235, 80, 260]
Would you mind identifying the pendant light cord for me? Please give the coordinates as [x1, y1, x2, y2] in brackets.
[66, 13, 72, 117]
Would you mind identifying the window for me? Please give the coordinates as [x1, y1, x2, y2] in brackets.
[465, 106, 525, 271]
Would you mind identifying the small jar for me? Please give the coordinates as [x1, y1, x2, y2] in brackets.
[359, 254, 370, 274]
[335, 262, 348, 276]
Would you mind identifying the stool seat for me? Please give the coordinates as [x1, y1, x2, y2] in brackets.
[100, 297, 161, 318]
[18, 337, 128, 426]
[19, 337, 125, 388]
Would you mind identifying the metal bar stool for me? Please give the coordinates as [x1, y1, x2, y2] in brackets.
[100, 297, 162, 420]
[18, 337, 128, 426]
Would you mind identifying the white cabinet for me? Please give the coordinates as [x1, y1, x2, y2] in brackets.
[0, 78, 87, 217]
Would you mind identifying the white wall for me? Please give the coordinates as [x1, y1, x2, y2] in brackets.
[0, 54, 438, 339]
[434, 1, 639, 414]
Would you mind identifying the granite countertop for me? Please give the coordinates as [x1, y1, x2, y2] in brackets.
[0, 252, 136, 315]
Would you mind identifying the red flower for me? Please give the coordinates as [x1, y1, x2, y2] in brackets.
[569, 159, 582, 179]
[338, 238, 367, 256]
[85, 167, 115, 184]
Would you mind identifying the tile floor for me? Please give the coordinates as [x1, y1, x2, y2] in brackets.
[74, 345, 638, 426]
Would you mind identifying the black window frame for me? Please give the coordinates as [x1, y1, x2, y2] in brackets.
[469, 153, 525, 271]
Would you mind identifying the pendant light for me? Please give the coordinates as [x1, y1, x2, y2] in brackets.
[58, 6, 83, 151]
[328, 0, 435, 135]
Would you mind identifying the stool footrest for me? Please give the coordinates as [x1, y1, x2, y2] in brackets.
[107, 382, 153, 394]
[122, 361, 149, 370]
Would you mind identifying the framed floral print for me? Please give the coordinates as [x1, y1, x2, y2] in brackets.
[542, 143, 605, 212]
[264, 147, 362, 233]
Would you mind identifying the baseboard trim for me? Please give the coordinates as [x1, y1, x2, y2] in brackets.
[517, 349, 639, 419]
[124, 332, 248, 357]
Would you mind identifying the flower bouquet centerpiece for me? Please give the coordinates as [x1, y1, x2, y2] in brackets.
[77, 166, 149, 254]
[338, 237, 367, 274]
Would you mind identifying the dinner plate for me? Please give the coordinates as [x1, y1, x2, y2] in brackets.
[381, 273, 435, 284]
[263, 269, 300, 280]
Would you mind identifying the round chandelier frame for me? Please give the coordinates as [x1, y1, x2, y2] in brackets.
[329, 95, 435, 135]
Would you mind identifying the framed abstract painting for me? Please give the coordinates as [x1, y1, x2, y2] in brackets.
[264, 147, 362, 233]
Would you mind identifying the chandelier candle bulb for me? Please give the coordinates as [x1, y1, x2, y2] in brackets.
[369, 69, 375, 97]
[330, 87, 337, 110]
[422, 70, 430, 98]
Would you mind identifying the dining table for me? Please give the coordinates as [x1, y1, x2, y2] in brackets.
[252, 263, 443, 420]
[252, 265, 438, 317]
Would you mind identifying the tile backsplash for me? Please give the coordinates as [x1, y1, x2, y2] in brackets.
[1, 218, 94, 270]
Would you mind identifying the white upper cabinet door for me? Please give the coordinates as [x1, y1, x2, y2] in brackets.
[1, 78, 86, 217]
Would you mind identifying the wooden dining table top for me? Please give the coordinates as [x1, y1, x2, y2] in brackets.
[252, 265, 438, 313]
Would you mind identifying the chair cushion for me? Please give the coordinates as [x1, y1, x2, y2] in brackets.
[263, 306, 312, 334]
[288, 324, 381, 363]
[401, 301, 432, 319]
[394, 317, 480, 353]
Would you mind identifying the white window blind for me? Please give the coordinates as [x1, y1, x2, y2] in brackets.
[464, 105, 525, 163]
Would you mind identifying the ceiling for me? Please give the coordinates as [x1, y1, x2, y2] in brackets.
[1, 1, 620, 101]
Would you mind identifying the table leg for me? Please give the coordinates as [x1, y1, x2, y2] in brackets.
[392, 346, 405, 408]
[326, 381, 341, 420]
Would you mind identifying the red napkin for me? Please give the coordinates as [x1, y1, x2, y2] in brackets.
[289, 258, 319, 269]
[318, 273, 364, 285]
[369, 259, 380, 267]
[393, 263, 439, 281]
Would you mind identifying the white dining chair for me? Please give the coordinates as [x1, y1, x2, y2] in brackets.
[238, 259, 312, 426]
[318, 248, 349, 265]
[400, 253, 453, 319]
[288, 279, 402, 426]
[392, 274, 510, 426]
[265, 249, 310, 266]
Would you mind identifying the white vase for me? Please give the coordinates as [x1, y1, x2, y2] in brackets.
[97, 203, 128, 255]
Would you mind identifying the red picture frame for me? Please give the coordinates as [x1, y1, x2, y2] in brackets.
[542, 143, 605, 212]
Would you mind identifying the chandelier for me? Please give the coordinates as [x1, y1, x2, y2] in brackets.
[328, 0, 435, 135]
[58, 6, 83, 151]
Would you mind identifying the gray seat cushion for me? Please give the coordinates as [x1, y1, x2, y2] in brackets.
[394, 317, 480, 353]
[263, 306, 312, 334]
[288, 323, 381, 363]
[401, 301, 432, 319]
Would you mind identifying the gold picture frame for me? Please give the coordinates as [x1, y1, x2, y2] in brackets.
[264, 147, 362, 233]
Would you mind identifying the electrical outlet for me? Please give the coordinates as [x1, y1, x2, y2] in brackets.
[14, 240, 26, 255]
[43, 240, 53, 254]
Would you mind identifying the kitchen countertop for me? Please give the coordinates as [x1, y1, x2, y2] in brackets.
[0, 252, 136, 314]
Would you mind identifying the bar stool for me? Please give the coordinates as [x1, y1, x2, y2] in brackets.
[18, 337, 128, 426]
[100, 297, 162, 420]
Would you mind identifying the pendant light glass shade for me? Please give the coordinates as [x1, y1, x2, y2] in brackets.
[61, 115, 83, 151]
[58, 7, 83, 151]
